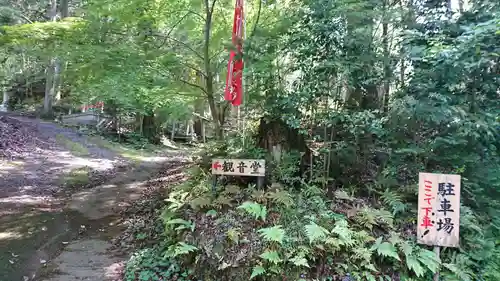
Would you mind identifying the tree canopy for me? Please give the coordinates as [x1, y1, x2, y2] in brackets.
[1, 0, 499, 279]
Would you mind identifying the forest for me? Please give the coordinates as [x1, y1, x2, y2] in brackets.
[0, 0, 499, 280]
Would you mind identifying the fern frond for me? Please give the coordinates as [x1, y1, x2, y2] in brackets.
[374, 208, 394, 228]
[258, 225, 286, 244]
[250, 265, 266, 279]
[399, 240, 413, 257]
[388, 231, 402, 246]
[352, 247, 373, 262]
[237, 201, 267, 221]
[250, 189, 267, 203]
[334, 190, 354, 201]
[332, 219, 355, 247]
[165, 218, 195, 232]
[303, 182, 324, 197]
[352, 230, 375, 243]
[304, 222, 330, 244]
[223, 185, 241, 194]
[165, 191, 189, 212]
[266, 190, 294, 207]
[189, 196, 212, 210]
[406, 255, 426, 277]
[417, 248, 439, 273]
[355, 207, 377, 230]
[442, 263, 473, 281]
[381, 188, 408, 215]
[371, 237, 400, 261]
[165, 242, 198, 258]
[289, 255, 310, 268]
[259, 250, 282, 264]
[213, 195, 233, 207]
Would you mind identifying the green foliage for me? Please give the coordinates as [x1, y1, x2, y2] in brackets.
[250, 265, 266, 279]
[381, 188, 409, 216]
[164, 242, 198, 258]
[266, 189, 294, 207]
[237, 201, 267, 221]
[304, 222, 329, 244]
[259, 250, 282, 264]
[371, 237, 400, 261]
[124, 247, 193, 281]
[165, 218, 195, 232]
[21, 0, 495, 279]
[258, 225, 285, 244]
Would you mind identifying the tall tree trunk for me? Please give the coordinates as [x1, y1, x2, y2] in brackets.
[61, 0, 69, 17]
[193, 98, 205, 139]
[382, 1, 390, 113]
[143, 115, 158, 143]
[52, 58, 61, 102]
[43, 58, 55, 115]
[54, 0, 69, 104]
[43, 0, 58, 115]
[0, 91, 9, 111]
[203, 0, 223, 139]
[458, 0, 464, 13]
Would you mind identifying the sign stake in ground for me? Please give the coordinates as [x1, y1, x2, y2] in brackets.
[211, 159, 265, 192]
[417, 172, 461, 281]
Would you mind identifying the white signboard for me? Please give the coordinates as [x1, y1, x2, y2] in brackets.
[417, 173, 461, 248]
[211, 159, 265, 177]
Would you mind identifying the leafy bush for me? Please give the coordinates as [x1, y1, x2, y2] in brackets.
[124, 246, 195, 281]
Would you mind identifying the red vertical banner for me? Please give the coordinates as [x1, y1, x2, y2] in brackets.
[224, 0, 244, 106]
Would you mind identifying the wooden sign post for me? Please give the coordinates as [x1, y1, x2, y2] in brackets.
[417, 173, 461, 281]
[211, 159, 266, 193]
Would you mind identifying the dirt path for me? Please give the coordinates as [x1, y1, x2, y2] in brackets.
[0, 114, 190, 281]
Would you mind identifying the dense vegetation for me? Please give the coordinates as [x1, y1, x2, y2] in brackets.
[1, 0, 499, 280]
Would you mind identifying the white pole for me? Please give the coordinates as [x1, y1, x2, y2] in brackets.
[0, 91, 9, 112]
[241, 0, 247, 146]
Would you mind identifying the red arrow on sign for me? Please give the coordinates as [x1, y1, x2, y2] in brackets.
[212, 161, 222, 170]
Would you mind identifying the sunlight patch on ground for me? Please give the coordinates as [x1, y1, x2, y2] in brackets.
[0, 195, 54, 205]
[104, 262, 124, 279]
[88, 135, 184, 164]
[88, 136, 150, 160]
[37, 148, 116, 171]
[59, 166, 91, 187]
[55, 134, 90, 157]
[0, 160, 25, 175]
[69, 190, 95, 202]
[0, 231, 23, 240]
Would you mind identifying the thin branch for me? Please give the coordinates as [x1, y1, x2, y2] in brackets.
[157, 35, 204, 61]
[0, 7, 33, 23]
[179, 61, 207, 78]
[166, 9, 206, 22]
[210, 48, 226, 60]
[210, 0, 218, 17]
[110, 28, 204, 61]
[192, 112, 211, 121]
[250, 0, 262, 38]
[156, 11, 193, 49]
[180, 78, 208, 94]
[186, 10, 206, 22]
[167, 12, 192, 38]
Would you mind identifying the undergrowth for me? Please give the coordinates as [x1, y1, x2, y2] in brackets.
[121, 121, 500, 281]
[122, 160, 500, 281]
